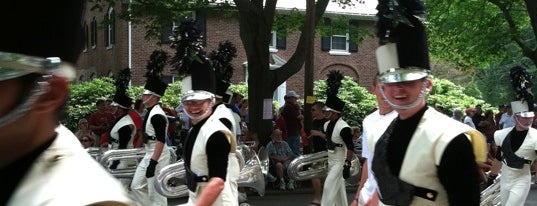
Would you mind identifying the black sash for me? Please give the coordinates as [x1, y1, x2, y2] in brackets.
[325, 120, 337, 150]
[372, 119, 438, 205]
[501, 130, 529, 169]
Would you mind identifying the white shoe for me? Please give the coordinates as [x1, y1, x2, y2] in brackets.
[287, 180, 295, 190]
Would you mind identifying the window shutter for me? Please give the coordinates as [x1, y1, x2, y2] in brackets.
[349, 20, 359, 52]
[321, 18, 332, 51]
[276, 37, 286, 49]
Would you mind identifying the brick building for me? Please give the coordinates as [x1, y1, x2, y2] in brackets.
[77, 1, 379, 101]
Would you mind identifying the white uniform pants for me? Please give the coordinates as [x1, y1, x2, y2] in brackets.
[500, 162, 531, 206]
[131, 143, 171, 206]
[321, 149, 347, 206]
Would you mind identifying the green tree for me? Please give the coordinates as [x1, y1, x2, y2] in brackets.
[91, 0, 366, 145]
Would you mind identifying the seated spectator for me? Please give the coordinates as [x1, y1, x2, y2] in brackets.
[80, 135, 95, 149]
[266, 128, 295, 190]
[74, 118, 97, 142]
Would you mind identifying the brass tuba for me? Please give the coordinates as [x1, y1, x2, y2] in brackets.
[287, 151, 361, 184]
[98, 146, 177, 179]
[154, 144, 267, 198]
[480, 174, 501, 206]
[99, 148, 146, 178]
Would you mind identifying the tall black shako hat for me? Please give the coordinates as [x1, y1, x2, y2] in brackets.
[510, 66, 535, 118]
[209, 40, 237, 103]
[170, 18, 215, 102]
[376, 0, 430, 83]
[143, 50, 169, 97]
[112, 68, 133, 109]
[0, 0, 85, 81]
[323, 70, 345, 113]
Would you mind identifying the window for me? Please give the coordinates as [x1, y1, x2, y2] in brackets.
[269, 31, 286, 53]
[105, 7, 116, 48]
[83, 22, 89, 52]
[91, 17, 97, 48]
[321, 18, 359, 55]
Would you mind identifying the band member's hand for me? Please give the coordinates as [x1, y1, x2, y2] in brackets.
[110, 160, 120, 170]
[146, 159, 158, 178]
[343, 160, 351, 179]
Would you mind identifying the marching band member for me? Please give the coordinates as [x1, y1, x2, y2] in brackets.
[321, 70, 355, 206]
[130, 50, 172, 206]
[368, 0, 487, 205]
[493, 66, 537, 206]
[1, 0, 133, 205]
[172, 18, 239, 206]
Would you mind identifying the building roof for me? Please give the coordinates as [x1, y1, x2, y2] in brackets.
[276, 0, 377, 20]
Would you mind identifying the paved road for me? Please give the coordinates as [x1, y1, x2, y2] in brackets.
[168, 181, 537, 206]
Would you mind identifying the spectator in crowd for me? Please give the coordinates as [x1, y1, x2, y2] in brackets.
[499, 105, 516, 129]
[134, 99, 147, 119]
[282, 90, 304, 157]
[75, 118, 97, 143]
[464, 108, 476, 128]
[478, 109, 497, 145]
[88, 99, 116, 145]
[306, 101, 328, 206]
[495, 104, 507, 129]
[351, 126, 361, 155]
[0, 0, 134, 205]
[80, 135, 96, 149]
[451, 107, 463, 122]
[266, 128, 295, 190]
[230, 92, 243, 115]
[472, 104, 484, 128]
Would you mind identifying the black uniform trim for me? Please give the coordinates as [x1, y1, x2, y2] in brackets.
[206, 131, 231, 180]
[150, 114, 167, 143]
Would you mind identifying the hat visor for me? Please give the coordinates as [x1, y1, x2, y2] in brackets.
[516, 111, 534, 118]
[0, 52, 76, 81]
[142, 89, 162, 97]
[182, 91, 214, 102]
[379, 67, 429, 83]
[322, 106, 341, 113]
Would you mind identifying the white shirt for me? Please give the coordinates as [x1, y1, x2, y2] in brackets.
[360, 109, 398, 200]
[463, 116, 476, 128]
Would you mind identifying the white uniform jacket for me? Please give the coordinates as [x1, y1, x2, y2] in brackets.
[8, 125, 133, 206]
[368, 108, 477, 206]
[212, 104, 239, 138]
[321, 118, 350, 206]
[109, 114, 136, 149]
[494, 127, 537, 166]
[185, 116, 239, 206]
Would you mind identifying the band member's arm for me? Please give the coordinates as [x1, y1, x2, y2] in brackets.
[117, 125, 133, 149]
[310, 129, 325, 139]
[150, 114, 167, 161]
[197, 131, 231, 205]
[341, 127, 355, 160]
[438, 134, 481, 205]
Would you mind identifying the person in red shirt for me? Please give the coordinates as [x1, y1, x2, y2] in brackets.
[88, 99, 116, 146]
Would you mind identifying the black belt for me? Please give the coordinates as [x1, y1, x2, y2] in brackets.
[334, 143, 343, 147]
[525, 159, 532, 164]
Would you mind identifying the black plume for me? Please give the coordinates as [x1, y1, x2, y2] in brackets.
[115, 68, 131, 94]
[326, 70, 344, 97]
[145, 50, 169, 79]
[209, 40, 237, 82]
[510, 65, 534, 111]
[169, 18, 205, 77]
[376, 0, 427, 44]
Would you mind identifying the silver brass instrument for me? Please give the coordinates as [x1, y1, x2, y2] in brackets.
[155, 144, 267, 198]
[480, 174, 501, 206]
[97, 146, 177, 179]
[287, 151, 361, 184]
[99, 148, 146, 178]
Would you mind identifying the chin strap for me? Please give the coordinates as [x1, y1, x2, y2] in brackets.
[378, 80, 428, 110]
